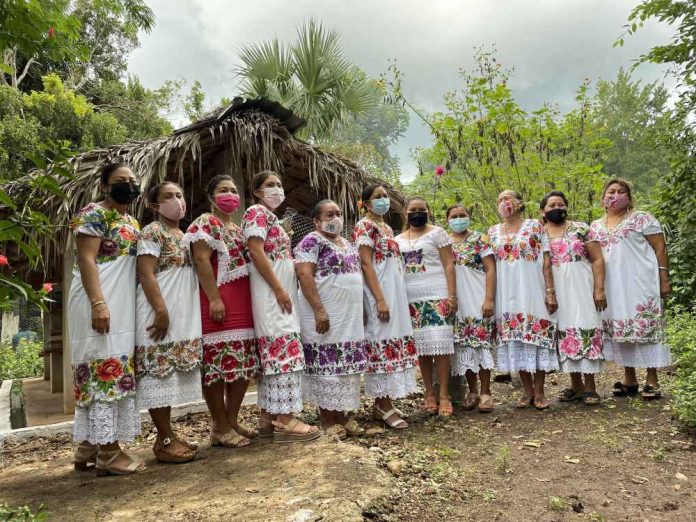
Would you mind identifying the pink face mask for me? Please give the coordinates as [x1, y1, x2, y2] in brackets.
[158, 197, 186, 221]
[498, 200, 517, 218]
[604, 193, 629, 211]
[215, 193, 240, 214]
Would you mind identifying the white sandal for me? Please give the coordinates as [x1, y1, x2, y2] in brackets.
[96, 450, 146, 477]
[374, 406, 408, 429]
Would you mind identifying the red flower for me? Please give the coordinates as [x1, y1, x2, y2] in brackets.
[209, 215, 222, 226]
[0, 255, 8, 266]
[220, 355, 238, 371]
[384, 345, 397, 360]
[268, 338, 284, 359]
[508, 320, 518, 329]
[434, 165, 445, 178]
[503, 244, 512, 253]
[281, 363, 290, 372]
[95, 357, 123, 382]
[256, 215, 268, 228]
[202, 225, 212, 235]
[287, 340, 301, 358]
[119, 227, 136, 241]
[268, 226, 280, 239]
[42, 282, 53, 293]
[189, 225, 199, 233]
[48, 26, 55, 39]
[539, 319, 550, 329]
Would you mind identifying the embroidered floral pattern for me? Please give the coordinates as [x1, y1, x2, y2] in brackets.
[70, 203, 139, 265]
[496, 312, 556, 350]
[202, 336, 259, 385]
[351, 218, 401, 264]
[409, 299, 453, 330]
[402, 248, 426, 273]
[241, 205, 292, 262]
[257, 332, 305, 375]
[72, 354, 136, 406]
[454, 316, 495, 350]
[139, 221, 189, 272]
[602, 298, 665, 343]
[294, 232, 361, 277]
[365, 335, 418, 373]
[589, 211, 662, 251]
[134, 337, 202, 379]
[549, 222, 592, 266]
[558, 327, 604, 361]
[303, 340, 369, 376]
[452, 232, 492, 271]
[489, 219, 546, 263]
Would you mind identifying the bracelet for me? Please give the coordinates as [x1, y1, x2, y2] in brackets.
[448, 295, 457, 299]
[91, 300, 106, 309]
[658, 266, 669, 271]
[546, 288, 556, 294]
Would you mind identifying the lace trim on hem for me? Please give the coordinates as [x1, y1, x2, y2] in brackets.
[364, 367, 418, 399]
[203, 328, 256, 344]
[73, 397, 141, 445]
[256, 371, 303, 414]
[302, 374, 361, 412]
[496, 342, 559, 373]
[450, 346, 495, 375]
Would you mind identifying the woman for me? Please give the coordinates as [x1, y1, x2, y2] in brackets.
[395, 197, 457, 416]
[135, 182, 203, 462]
[185, 175, 259, 447]
[540, 191, 607, 406]
[242, 171, 319, 442]
[589, 178, 671, 400]
[69, 162, 145, 476]
[447, 204, 497, 413]
[488, 190, 558, 410]
[352, 184, 418, 429]
[295, 200, 368, 438]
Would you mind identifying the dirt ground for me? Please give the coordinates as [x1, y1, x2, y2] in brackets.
[1, 365, 695, 521]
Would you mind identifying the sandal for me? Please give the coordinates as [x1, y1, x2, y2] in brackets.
[462, 392, 480, 411]
[558, 388, 584, 402]
[534, 397, 550, 410]
[423, 395, 438, 414]
[179, 438, 199, 451]
[96, 450, 146, 477]
[478, 394, 494, 413]
[372, 406, 408, 422]
[438, 397, 453, 417]
[232, 422, 259, 439]
[324, 424, 348, 440]
[612, 382, 639, 397]
[343, 419, 365, 437]
[374, 406, 408, 430]
[73, 442, 98, 471]
[272, 418, 321, 443]
[153, 437, 195, 464]
[516, 395, 533, 408]
[210, 428, 251, 448]
[640, 385, 662, 401]
[583, 392, 601, 406]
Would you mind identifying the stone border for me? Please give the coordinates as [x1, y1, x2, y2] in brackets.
[0, 380, 13, 433]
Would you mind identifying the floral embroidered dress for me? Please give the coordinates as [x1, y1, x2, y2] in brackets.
[352, 218, 417, 399]
[295, 232, 368, 412]
[242, 204, 304, 414]
[395, 226, 455, 357]
[488, 219, 558, 373]
[135, 221, 203, 410]
[68, 203, 141, 444]
[450, 232, 496, 375]
[548, 222, 604, 375]
[589, 211, 670, 368]
[183, 213, 259, 386]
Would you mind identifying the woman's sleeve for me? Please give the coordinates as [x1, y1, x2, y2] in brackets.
[352, 220, 375, 249]
[241, 205, 269, 241]
[182, 214, 226, 253]
[640, 212, 663, 236]
[294, 233, 320, 265]
[69, 205, 105, 238]
[137, 224, 161, 258]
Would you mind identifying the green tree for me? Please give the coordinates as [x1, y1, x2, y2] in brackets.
[183, 80, 206, 122]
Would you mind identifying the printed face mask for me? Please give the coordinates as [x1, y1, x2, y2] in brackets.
[109, 181, 140, 204]
[407, 211, 428, 228]
[158, 197, 186, 221]
[545, 208, 567, 224]
[604, 193, 629, 211]
[498, 200, 517, 218]
[262, 187, 285, 210]
[320, 216, 344, 235]
[214, 193, 240, 214]
[370, 197, 390, 216]
[448, 217, 470, 233]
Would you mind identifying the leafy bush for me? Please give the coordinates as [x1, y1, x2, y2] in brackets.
[0, 340, 44, 382]
[0, 503, 48, 522]
[666, 307, 696, 429]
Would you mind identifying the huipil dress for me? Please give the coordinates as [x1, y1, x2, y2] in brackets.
[135, 221, 203, 410]
[450, 231, 496, 375]
[242, 204, 305, 414]
[395, 226, 455, 357]
[548, 221, 605, 374]
[488, 219, 558, 373]
[589, 211, 670, 368]
[183, 214, 259, 386]
[69, 203, 141, 444]
[294, 232, 368, 412]
[352, 218, 418, 398]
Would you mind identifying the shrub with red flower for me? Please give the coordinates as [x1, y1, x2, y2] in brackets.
[0, 255, 9, 266]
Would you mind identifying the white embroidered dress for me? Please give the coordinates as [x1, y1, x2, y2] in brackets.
[589, 211, 670, 368]
[395, 226, 455, 356]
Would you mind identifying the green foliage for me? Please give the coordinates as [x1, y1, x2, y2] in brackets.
[0, 340, 44, 381]
[666, 308, 696, 429]
[183, 80, 206, 122]
[0, 503, 48, 522]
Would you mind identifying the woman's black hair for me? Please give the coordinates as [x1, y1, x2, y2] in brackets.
[361, 183, 386, 203]
[539, 190, 568, 210]
[250, 170, 280, 201]
[147, 181, 182, 205]
[311, 199, 335, 218]
[100, 162, 127, 185]
[446, 204, 469, 218]
[206, 174, 235, 198]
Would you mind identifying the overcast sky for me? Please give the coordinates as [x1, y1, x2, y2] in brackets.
[128, 0, 675, 181]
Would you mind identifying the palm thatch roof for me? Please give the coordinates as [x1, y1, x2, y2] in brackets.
[6, 97, 405, 277]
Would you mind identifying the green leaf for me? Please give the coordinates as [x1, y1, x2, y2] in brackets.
[0, 189, 17, 210]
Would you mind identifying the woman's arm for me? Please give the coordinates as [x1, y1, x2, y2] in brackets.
[137, 255, 169, 341]
[586, 241, 607, 311]
[358, 245, 389, 322]
[481, 255, 496, 318]
[438, 246, 458, 315]
[191, 241, 225, 322]
[75, 235, 110, 334]
[247, 237, 292, 313]
[542, 251, 558, 314]
[646, 233, 671, 299]
[296, 263, 329, 334]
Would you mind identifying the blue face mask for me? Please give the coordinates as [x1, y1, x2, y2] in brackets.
[449, 217, 470, 233]
[370, 197, 390, 216]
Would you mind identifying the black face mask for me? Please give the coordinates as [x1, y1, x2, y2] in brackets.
[545, 208, 567, 224]
[407, 211, 429, 228]
[109, 182, 141, 204]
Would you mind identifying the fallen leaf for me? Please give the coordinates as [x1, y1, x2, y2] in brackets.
[535, 478, 550, 483]
[245, 487, 259, 493]
[648, 431, 658, 435]
[564, 456, 581, 464]
[675, 472, 688, 481]
[512, 435, 524, 439]
[631, 476, 649, 484]
[523, 440, 543, 448]
[673, 484, 682, 491]
[552, 430, 563, 435]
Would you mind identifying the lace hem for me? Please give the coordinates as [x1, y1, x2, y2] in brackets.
[354, 236, 374, 249]
[243, 229, 267, 241]
[302, 374, 361, 412]
[559, 358, 606, 375]
[451, 346, 495, 375]
[137, 239, 160, 258]
[136, 370, 202, 410]
[73, 397, 141, 445]
[256, 371, 303, 414]
[603, 341, 671, 369]
[203, 328, 256, 343]
[414, 327, 455, 356]
[293, 252, 317, 265]
[364, 367, 417, 399]
[496, 341, 559, 373]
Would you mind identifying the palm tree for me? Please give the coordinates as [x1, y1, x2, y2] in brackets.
[236, 19, 378, 141]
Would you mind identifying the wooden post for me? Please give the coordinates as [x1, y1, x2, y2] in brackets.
[62, 237, 75, 415]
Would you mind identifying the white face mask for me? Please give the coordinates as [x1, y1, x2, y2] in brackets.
[320, 216, 343, 235]
[262, 187, 285, 209]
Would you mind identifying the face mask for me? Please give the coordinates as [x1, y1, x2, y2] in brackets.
[604, 193, 629, 211]
[158, 198, 186, 221]
[498, 200, 518, 218]
[407, 211, 428, 228]
[109, 181, 140, 204]
[214, 193, 240, 214]
[320, 216, 344, 235]
[370, 197, 390, 216]
[545, 208, 567, 224]
[262, 187, 285, 210]
[449, 217, 470, 233]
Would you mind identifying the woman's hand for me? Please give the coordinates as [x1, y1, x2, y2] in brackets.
[545, 291, 558, 315]
[275, 287, 293, 314]
[314, 308, 330, 334]
[593, 288, 607, 312]
[481, 297, 495, 319]
[209, 298, 226, 323]
[147, 308, 170, 341]
[660, 274, 672, 299]
[447, 296, 458, 316]
[91, 303, 110, 334]
[377, 298, 390, 323]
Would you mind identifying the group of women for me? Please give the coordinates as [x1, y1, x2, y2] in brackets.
[67, 162, 671, 477]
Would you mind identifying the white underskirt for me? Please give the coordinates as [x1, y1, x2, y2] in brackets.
[559, 358, 606, 375]
[451, 345, 495, 375]
[603, 341, 671, 369]
[73, 397, 141, 445]
[496, 341, 560, 373]
[256, 371, 303, 414]
[364, 367, 417, 399]
[136, 370, 202, 411]
[302, 374, 361, 412]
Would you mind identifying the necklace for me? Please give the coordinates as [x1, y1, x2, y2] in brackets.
[407, 227, 427, 250]
[502, 219, 523, 245]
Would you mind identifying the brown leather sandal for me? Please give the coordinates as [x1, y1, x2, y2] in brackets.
[478, 394, 494, 413]
[153, 437, 196, 464]
[210, 428, 251, 448]
[74, 442, 98, 471]
[272, 418, 321, 443]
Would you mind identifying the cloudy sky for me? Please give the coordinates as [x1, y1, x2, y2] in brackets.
[128, 0, 675, 181]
